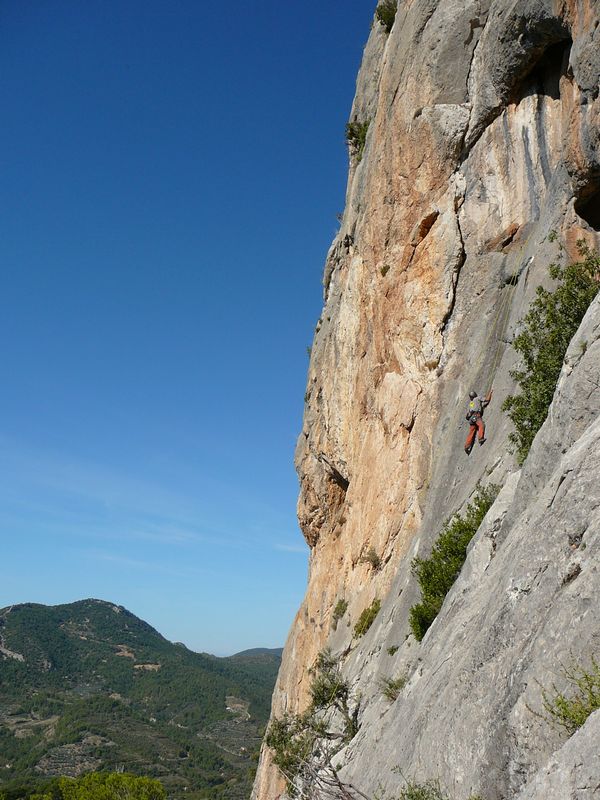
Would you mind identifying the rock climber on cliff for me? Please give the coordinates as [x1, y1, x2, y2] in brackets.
[464, 389, 493, 455]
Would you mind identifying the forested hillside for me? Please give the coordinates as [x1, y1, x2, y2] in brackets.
[0, 600, 281, 800]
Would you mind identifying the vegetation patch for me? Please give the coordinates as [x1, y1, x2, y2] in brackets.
[409, 485, 499, 642]
[397, 780, 446, 800]
[387, 780, 485, 800]
[0, 773, 166, 800]
[362, 547, 382, 571]
[0, 600, 281, 800]
[375, 777, 486, 800]
[375, 0, 397, 33]
[502, 243, 600, 464]
[309, 650, 358, 740]
[332, 599, 348, 630]
[380, 674, 408, 702]
[541, 657, 600, 735]
[354, 599, 381, 638]
[346, 120, 370, 163]
[45, 773, 164, 800]
[265, 650, 359, 797]
[265, 712, 322, 797]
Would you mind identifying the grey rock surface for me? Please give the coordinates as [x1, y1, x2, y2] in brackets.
[516, 711, 600, 799]
[339, 297, 600, 800]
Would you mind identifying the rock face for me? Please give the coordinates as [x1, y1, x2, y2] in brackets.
[253, 2, 600, 799]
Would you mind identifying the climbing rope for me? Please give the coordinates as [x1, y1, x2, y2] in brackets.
[484, 273, 518, 391]
[480, 228, 535, 393]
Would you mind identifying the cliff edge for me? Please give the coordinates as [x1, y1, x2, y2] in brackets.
[254, 2, 600, 798]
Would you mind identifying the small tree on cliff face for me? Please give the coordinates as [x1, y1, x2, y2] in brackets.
[502, 242, 600, 464]
[409, 485, 499, 641]
[540, 656, 600, 735]
[375, 0, 397, 33]
[346, 120, 370, 163]
[265, 650, 361, 798]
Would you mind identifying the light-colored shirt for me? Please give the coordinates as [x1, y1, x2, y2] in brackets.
[468, 394, 491, 416]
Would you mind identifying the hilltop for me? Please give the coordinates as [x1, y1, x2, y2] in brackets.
[0, 599, 281, 800]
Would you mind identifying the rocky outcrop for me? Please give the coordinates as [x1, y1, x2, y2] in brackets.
[516, 712, 600, 799]
[253, 2, 600, 799]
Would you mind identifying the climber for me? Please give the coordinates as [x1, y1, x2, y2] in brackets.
[464, 389, 493, 455]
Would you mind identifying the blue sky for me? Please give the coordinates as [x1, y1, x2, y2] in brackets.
[0, 2, 374, 654]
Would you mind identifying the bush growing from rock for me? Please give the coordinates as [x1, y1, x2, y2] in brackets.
[309, 650, 348, 712]
[409, 485, 499, 641]
[265, 712, 323, 797]
[266, 649, 359, 796]
[362, 547, 382, 571]
[346, 120, 370, 162]
[375, 0, 397, 33]
[397, 781, 446, 800]
[354, 599, 381, 637]
[503, 243, 600, 464]
[380, 673, 407, 701]
[332, 598, 348, 630]
[541, 656, 600, 734]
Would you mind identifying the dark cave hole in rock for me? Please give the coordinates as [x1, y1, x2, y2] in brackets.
[512, 38, 572, 102]
[575, 187, 600, 232]
[330, 467, 349, 493]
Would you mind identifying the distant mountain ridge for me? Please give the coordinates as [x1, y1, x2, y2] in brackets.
[231, 648, 283, 659]
[0, 599, 281, 800]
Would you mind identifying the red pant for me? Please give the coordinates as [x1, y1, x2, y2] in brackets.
[465, 416, 485, 450]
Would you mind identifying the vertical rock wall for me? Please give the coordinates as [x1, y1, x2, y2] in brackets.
[253, 2, 600, 798]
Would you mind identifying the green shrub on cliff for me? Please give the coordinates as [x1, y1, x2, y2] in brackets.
[308, 650, 348, 711]
[354, 598, 381, 637]
[389, 778, 486, 800]
[541, 656, 600, 735]
[375, 0, 397, 33]
[502, 242, 600, 464]
[362, 547, 382, 571]
[397, 781, 446, 800]
[380, 673, 408, 702]
[332, 598, 348, 630]
[409, 485, 499, 641]
[346, 120, 370, 163]
[265, 712, 321, 797]
[309, 649, 358, 740]
[266, 650, 359, 796]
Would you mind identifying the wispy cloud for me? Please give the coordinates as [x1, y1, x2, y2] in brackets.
[0, 437, 202, 520]
[85, 551, 160, 571]
[0, 503, 231, 550]
[78, 548, 216, 579]
[0, 436, 293, 553]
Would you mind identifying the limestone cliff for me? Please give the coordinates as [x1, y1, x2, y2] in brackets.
[253, 2, 600, 799]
